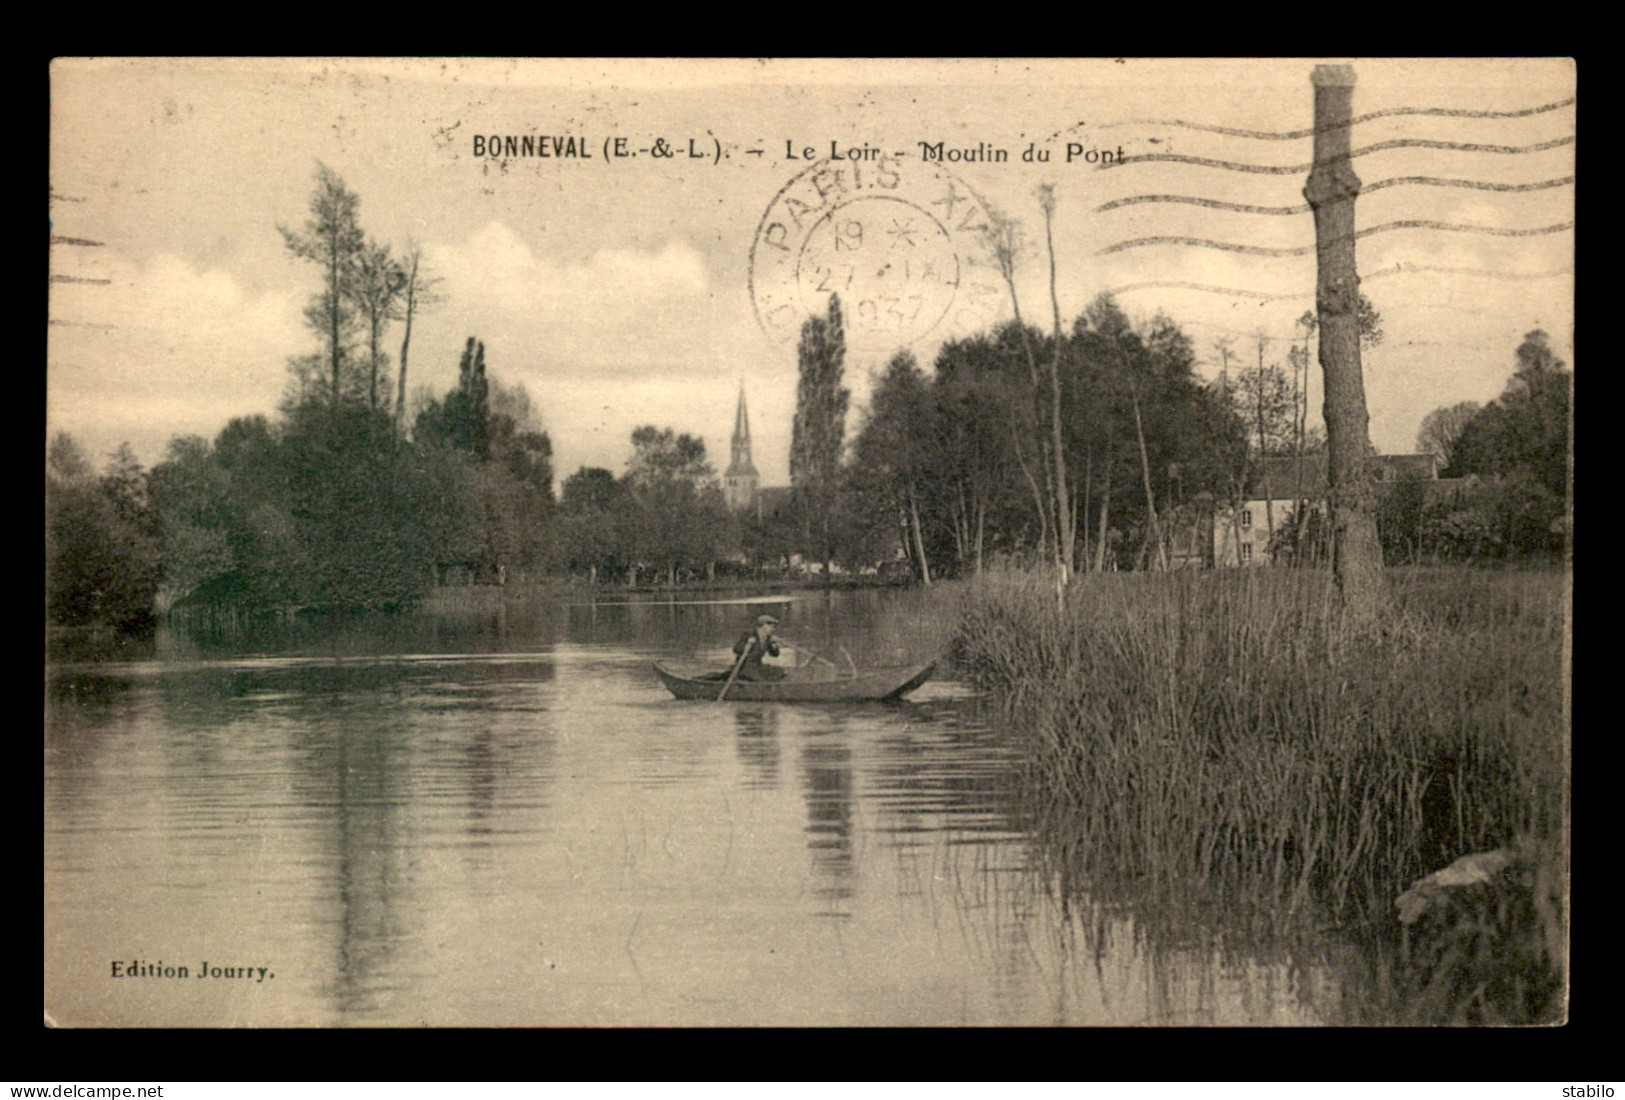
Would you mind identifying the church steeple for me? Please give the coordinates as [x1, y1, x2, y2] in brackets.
[723, 384, 760, 510]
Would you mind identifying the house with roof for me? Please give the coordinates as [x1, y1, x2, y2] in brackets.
[1212, 451, 1474, 566]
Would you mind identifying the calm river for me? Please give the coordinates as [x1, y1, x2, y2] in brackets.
[45, 588, 1344, 1026]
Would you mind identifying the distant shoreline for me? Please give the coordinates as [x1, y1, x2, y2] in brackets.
[419, 574, 913, 612]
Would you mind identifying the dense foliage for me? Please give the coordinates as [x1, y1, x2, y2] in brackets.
[47, 166, 556, 625]
[841, 297, 1247, 580]
[46, 436, 160, 629]
[1413, 330, 1572, 561]
[47, 164, 1570, 627]
[554, 428, 732, 586]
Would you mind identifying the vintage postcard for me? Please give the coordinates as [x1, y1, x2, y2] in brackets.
[47, 58, 1572, 1027]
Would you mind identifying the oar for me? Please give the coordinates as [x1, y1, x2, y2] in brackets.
[716, 641, 751, 703]
[782, 640, 845, 679]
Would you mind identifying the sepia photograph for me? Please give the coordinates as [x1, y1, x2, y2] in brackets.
[46, 57, 1572, 1027]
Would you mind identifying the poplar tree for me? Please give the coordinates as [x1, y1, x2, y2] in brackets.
[789, 294, 851, 583]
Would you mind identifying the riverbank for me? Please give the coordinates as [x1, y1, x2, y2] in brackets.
[948, 564, 1568, 1023]
[417, 573, 912, 612]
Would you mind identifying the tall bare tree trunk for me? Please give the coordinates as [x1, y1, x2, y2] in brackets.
[952, 484, 970, 568]
[1290, 337, 1311, 565]
[1071, 491, 1081, 576]
[1040, 186, 1073, 593]
[989, 216, 1054, 564]
[1095, 446, 1113, 573]
[1305, 63, 1388, 627]
[1080, 451, 1092, 573]
[1258, 336, 1275, 543]
[1007, 405, 1049, 561]
[396, 268, 418, 432]
[974, 498, 986, 575]
[908, 485, 933, 586]
[369, 314, 382, 410]
[329, 245, 343, 408]
[1132, 387, 1167, 570]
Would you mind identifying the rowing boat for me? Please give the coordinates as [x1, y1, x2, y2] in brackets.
[652, 660, 935, 703]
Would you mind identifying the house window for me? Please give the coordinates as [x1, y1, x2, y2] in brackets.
[1240, 543, 1253, 564]
[1240, 508, 1252, 529]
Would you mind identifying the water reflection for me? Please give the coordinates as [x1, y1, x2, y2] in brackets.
[45, 589, 1352, 1026]
[323, 722, 409, 1016]
[732, 706, 781, 790]
[800, 722, 855, 917]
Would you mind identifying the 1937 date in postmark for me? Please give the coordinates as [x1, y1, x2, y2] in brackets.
[749, 155, 1006, 354]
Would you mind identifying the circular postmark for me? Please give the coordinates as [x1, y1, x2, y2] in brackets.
[749, 156, 1006, 355]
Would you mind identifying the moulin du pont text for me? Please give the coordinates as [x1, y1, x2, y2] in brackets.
[470, 135, 1124, 166]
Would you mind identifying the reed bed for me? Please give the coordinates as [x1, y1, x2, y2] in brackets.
[949, 565, 1567, 1022]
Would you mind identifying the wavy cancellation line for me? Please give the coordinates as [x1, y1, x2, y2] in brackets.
[1092, 97, 1575, 141]
[1106, 263, 1574, 303]
[1107, 281, 1309, 302]
[1099, 219, 1575, 257]
[1100, 135, 1574, 176]
[1095, 175, 1576, 215]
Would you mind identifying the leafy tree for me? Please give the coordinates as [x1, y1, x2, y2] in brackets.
[1230, 352, 1296, 540]
[981, 208, 1057, 563]
[938, 323, 1054, 566]
[627, 425, 711, 485]
[415, 337, 491, 458]
[212, 416, 310, 606]
[280, 163, 366, 408]
[931, 333, 1033, 573]
[478, 378, 556, 580]
[348, 240, 406, 413]
[556, 467, 628, 583]
[623, 427, 728, 586]
[789, 294, 850, 583]
[149, 434, 234, 605]
[276, 400, 448, 609]
[1231, 356, 1298, 458]
[846, 352, 940, 583]
[561, 466, 621, 513]
[413, 346, 555, 583]
[1448, 330, 1571, 500]
[47, 431, 94, 484]
[1417, 401, 1482, 470]
[975, 207, 1066, 565]
[1068, 298, 1244, 570]
[1418, 471, 1563, 561]
[46, 434, 160, 628]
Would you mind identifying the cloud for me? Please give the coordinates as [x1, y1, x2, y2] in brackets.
[48, 251, 305, 463]
[425, 224, 715, 375]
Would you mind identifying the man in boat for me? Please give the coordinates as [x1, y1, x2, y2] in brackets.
[732, 614, 786, 681]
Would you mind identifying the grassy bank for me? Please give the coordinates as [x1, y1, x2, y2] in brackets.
[949, 565, 1567, 1022]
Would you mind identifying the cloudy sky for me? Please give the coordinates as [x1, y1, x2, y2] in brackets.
[49, 58, 1574, 488]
